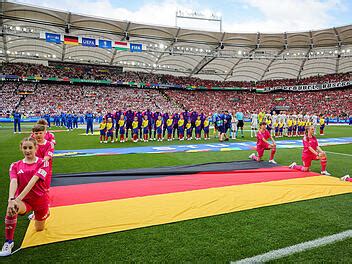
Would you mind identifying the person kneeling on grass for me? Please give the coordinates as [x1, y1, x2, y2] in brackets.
[0, 138, 50, 257]
[341, 175, 352, 182]
[249, 121, 277, 164]
[289, 126, 331, 175]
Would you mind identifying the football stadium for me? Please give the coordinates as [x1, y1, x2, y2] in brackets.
[0, 0, 352, 262]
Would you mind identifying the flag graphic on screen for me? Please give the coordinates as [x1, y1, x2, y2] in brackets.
[114, 41, 128, 51]
[64, 35, 79, 45]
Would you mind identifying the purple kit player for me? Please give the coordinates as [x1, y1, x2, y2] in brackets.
[124, 109, 134, 141]
[172, 112, 180, 138]
[162, 112, 169, 137]
[190, 110, 198, 132]
[114, 110, 123, 139]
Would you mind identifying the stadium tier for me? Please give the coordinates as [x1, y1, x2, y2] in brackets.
[1, 62, 352, 88]
[0, 79, 351, 118]
[0, 63, 351, 117]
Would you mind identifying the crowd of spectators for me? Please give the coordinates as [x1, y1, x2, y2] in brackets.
[0, 82, 23, 116]
[0, 83, 182, 117]
[1, 81, 350, 118]
[0, 82, 39, 117]
[1, 62, 351, 88]
[0, 62, 351, 118]
[164, 89, 351, 117]
[256, 73, 352, 88]
[0, 62, 139, 82]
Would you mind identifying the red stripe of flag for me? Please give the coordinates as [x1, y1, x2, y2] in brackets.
[115, 41, 127, 46]
[50, 167, 319, 207]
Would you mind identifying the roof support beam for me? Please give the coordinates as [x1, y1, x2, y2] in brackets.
[151, 27, 181, 73]
[297, 47, 311, 80]
[259, 32, 287, 81]
[260, 48, 285, 81]
[333, 27, 342, 74]
[284, 32, 288, 49]
[224, 33, 260, 80]
[224, 48, 256, 81]
[0, 1, 9, 62]
[336, 53, 340, 74]
[189, 56, 215, 76]
[226, 32, 260, 81]
[256, 32, 261, 48]
[333, 27, 342, 47]
[189, 32, 226, 77]
[110, 21, 131, 66]
[297, 31, 313, 79]
[61, 12, 71, 62]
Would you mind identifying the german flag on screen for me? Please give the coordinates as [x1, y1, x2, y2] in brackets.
[64, 35, 79, 45]
[21, 162, 352, 249]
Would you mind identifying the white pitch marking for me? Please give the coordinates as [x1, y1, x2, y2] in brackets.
[325, 151, 352, 157]
[11, 247, 22, 255]
[232, 230, 352, 264]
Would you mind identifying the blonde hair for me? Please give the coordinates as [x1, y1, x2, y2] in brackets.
[20, 137, 37, 149]
[304, 125, 314, 137]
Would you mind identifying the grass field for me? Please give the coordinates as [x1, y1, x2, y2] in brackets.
[0, 123, 351, 263]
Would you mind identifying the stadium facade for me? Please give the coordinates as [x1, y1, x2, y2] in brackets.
[1, 0, 352, 82]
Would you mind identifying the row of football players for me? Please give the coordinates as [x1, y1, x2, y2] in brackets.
[99, 115, 212, 143]
[250, 112, 326, 138]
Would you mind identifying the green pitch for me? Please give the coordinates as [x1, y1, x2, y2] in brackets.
[0, 123, 351, 263]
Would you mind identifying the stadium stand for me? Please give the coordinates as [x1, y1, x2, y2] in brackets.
[1, 63, 351, 88]
[164, 89, 351, 117]
[0, 82, 183, 117]
[1, 80, 351, 118]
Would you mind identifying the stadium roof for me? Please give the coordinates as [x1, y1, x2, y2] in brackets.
[1, 1, 352, 81]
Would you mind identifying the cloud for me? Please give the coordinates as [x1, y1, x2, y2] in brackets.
[14, 0, 214, 29]
[13, 0, 347, 33]
[225, 0, 345, 33]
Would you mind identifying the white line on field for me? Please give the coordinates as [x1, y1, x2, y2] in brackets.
[231, 230, 352, 264]
[11, 247, 21, 255]
[325, 151, 352, 157]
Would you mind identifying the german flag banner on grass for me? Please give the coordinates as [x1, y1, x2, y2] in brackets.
[21, 162, 352, 248]
[64, 35, 79, 45]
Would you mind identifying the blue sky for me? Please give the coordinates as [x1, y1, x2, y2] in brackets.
[15, 0, 352, 33]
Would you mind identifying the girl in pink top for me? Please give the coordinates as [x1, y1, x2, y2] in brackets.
[289, 126, 330, 175]
[249, 121, 277, 164]
[0, 138, 51, 257]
